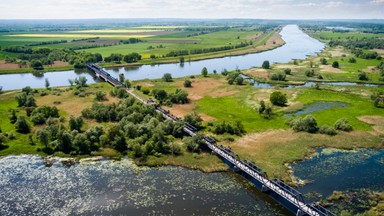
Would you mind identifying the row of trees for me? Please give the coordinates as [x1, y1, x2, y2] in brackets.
[164, 42, 251, 57]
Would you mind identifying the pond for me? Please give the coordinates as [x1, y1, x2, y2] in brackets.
[284, 101, 348, 117]
[292, 148, 384, 202]
[0, 155, 290, 216]
[0, 24, 325, 91]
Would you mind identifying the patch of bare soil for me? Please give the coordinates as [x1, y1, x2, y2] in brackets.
[0, 61, 20, 70]
[173, 78, 238, 100]
[274, 64, 305, 70]
[244, 68, 269, 79]
[50, 61, 69, 67]
[328, 46, 348, 57]
[372, 49, 384, 56]
[358, 116, 384, 135]
[167, 103, 215, 121]
[319, 65, 345, 73]
[363, 66, 376, 73]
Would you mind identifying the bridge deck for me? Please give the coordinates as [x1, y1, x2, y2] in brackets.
[86, 63, 335, 216]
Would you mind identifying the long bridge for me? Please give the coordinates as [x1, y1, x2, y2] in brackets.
[86, 63, 335, 216]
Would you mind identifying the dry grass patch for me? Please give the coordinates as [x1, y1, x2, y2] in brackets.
[319, 64, 345, 73]
[328, 46, 349, 57]
[358, 116, 384, 135]
[244, 68, 270, 79]
[173, 78, 238, 100]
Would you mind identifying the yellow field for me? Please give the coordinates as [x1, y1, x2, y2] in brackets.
[71, 29, 161, 33]
[8, 34, 154, 38]
[134, 25, 187, 29]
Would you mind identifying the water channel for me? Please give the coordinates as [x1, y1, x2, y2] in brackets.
[0, 25, 325, 91]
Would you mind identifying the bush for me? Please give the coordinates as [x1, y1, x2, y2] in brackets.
[319, 125, 337, 136]
[162, 73, 173, 82]
[262, 60, 270, 69]
[270, 73, 286, 81]
[332, 61, 339, 68]
[358, 72, 368, 81]
[270, 91, 287, 106]
[286, 115, 318, 133]
[349, 57, 356, 63]
[334, 118, 353, 132]
[201, 67, 208, 77]
[15, 116, 31, 133]
[305, 69, 315, 77]
[95, 91, 106, 101]
[284, 68, 291, 75]
[320, 58, 327, 65]
[184, 79, 192, 88]
[141, 88, 150, 95]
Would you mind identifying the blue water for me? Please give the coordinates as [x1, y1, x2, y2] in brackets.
[292, 148, 384, 202]
[284, 101, 348, 117]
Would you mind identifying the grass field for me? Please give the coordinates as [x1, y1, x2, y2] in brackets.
[310, 31, 383, 40]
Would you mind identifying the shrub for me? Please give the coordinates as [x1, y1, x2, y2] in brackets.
[270, 91, 287, 106]
[141, 88, 150, 95]
[184, 79, 192, 88]
[201, 67, 208, 77]
[262, 60, 270, 69]
[349, 57, 356, 63]
[95, 91, 106, 101]
[284, 68, 291, 75]
[320, 58, 327, 65]
[319, 125, 337, 136]
[270, 73, 286, 81]
[358, 72, 368, 81]
[15, 116, 31, 133]
[305, 70, 315, 77]
[162, 73, 173, 82]
[286, 115, 318, 133]
[332, 61, 339, 68]
[334, 118, 353, 132]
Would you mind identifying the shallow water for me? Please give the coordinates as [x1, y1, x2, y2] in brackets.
[0, 155, 289, 216]
[284, 101, 348, 117]
[292, 148, 384, 202]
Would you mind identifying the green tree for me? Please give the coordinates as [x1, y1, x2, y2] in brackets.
[45, 78, 50, 89]
[152, 89, 168, 101]
[162, 73, 173, 82]
[73, 133, 90, 154]
[262, 60, 270, 69]
[179, 56, 185, 64]
[332, 61, 339, 68]
[358, 72, 368, 81]
[15, 116, 31, 133]
[30, 60, 44, 70]
[68, 79, 74, 86]
[69, 116, 83, 131]
[201, 67, 208, 77]
[284, 68, 291, 75]
[184, 79, 192, 88]
[119, 73, 125, 83]
[36, 129, 49, 148]
[270, 91, 287, 106]
[184, 112, 203, 128]
[235, 76, 244, 85]
[334, 118, 353, 132]
[123, 79, 131, 88]
[9, 109, 17, 124]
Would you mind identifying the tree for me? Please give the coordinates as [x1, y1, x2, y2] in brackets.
[45, 78, 50, 89]
[349, 57, 356, 63]
[36, 129, 49, 148]
[30, 60, 44, 70]
[358, 72, 368, 81]
[15, 116, 31, 133]
[123, 79, 132, 88]
[152, 89, 168, 101]
[162, 73, 173, 82]
[73, 133, 90, 154]
[184, 112, 203, 128]
[9, 109, 17, 124]
[286, 115, 318, 133]
[262, 60, 270, 69]
[179, 56, 185, 64]
[332, 61, 339, 68]
[68, 79, 74, 86]
[69, 116, 83, 131]
[150, 54, 156, 59]
[119, 73, 125, 83]
[270, 91, 287, 106]
[184, 79, 192, 88]
[201, 67, 208, 77]
[75, 76, 87, 87]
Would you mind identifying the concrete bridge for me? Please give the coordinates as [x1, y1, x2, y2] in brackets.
[87, 63, 335, 216]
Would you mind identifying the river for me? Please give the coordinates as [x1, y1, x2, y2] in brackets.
[0, 25, 325, 91]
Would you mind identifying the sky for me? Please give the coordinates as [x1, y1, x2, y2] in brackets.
[0, 0, 383, 20]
